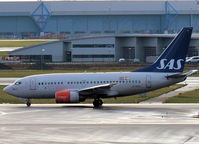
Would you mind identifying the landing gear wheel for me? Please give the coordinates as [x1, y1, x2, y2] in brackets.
[93, 99, 103, 108]
[98, 99, 103, 106]
[26, 99, 31, 107]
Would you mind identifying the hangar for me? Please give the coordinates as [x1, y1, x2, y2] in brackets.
[1, 0, 199, 38]
[3, 0, 199, 62]
[9, 34, 199, 62]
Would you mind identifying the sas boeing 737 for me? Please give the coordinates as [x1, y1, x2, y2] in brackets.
[3, 27, 197, 107]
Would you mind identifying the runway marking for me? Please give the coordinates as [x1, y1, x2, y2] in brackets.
[6, 109, 51, 115]
[184, 136, 194, 144]
[0, 111, 7, 116]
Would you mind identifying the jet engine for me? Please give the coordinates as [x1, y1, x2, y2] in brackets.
[55, 91, 81, 103]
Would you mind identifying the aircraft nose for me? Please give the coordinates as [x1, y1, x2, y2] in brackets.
[3, 86, 11, 94]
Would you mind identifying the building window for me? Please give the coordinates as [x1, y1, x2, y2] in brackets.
[73, 44, 114, 48]
[73, 55, 114, 58]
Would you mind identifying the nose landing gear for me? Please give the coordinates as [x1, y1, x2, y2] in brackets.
[93, 98, 103, 108]
[26, 99, 31, 107]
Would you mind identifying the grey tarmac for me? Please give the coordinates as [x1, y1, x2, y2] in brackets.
[0, 104, 199, 144]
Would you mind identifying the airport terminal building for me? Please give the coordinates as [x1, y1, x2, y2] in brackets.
[2, 0, 199, 62]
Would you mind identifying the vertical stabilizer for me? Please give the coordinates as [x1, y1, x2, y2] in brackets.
[134, 27, 192, 73]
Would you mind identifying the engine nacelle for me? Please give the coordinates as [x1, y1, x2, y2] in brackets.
[55, 91, 79, 103]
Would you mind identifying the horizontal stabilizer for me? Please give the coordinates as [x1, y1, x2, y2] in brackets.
[166, 69, 198, 79]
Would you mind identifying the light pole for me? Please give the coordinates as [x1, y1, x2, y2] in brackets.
[128, 47, 132, 59]
[41, 48, 45, 70]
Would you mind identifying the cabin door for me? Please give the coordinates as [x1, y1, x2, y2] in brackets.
[81, 80, 86, 88]
[30, 79, 36, 90]
[146, 75, 151, 88]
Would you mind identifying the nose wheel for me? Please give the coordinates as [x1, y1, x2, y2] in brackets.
[93, 98, 103, 108]
[26, 99, 31, 107]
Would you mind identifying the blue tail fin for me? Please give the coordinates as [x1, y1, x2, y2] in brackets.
[134, 27, 193, 73]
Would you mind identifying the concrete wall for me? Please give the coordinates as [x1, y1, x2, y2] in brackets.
[0, 15, 195, 37]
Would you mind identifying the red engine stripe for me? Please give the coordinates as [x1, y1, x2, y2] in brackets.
[56, 91, 70, 103]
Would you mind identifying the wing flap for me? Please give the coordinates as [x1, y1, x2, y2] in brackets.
[79, 83, 116, 96]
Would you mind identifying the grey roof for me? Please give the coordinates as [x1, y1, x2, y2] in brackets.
[10, 33, 199, 54]
[9, 40, 61, 54]
[0, 1, 199, 16]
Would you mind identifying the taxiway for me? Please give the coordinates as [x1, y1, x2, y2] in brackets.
[0, 104, 199, 144]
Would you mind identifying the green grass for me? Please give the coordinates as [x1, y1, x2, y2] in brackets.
[0, 64, 198, 78]
[0, 41, 51, 47]
[166, 88, 199, 103]
[0, 69, 133, 77]
[0, 84, 184, 104]
[0, 85, 55, 104]
[0, 51, 9, 56]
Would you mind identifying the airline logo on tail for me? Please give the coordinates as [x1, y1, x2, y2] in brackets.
[156, 59, 184, 70]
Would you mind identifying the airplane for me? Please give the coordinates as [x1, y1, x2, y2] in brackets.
[3, 27, 197, 108]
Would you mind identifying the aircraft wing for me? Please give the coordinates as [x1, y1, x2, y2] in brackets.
[166, 69, 198, 79]
[79, 83, 117, 97]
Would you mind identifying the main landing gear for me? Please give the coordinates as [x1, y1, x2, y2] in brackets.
[93, 98, 103, 108]
[26, 99, 31, 107]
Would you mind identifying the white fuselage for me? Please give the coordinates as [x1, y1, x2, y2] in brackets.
[5, 72, 185, 99]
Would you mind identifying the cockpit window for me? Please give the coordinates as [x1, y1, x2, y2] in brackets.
[15, 82, 22, 85]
